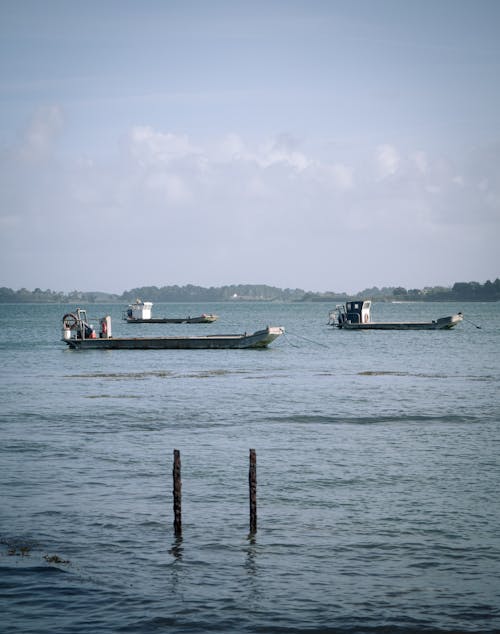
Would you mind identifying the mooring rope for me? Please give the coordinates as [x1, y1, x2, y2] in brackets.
[281, 333, 300, 348]
[463, 316, 482, 329]
[284, 330, 330, 348]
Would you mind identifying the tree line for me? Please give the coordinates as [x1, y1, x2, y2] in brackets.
[0, 279, 498, 303]
[391, 279, 500, 302]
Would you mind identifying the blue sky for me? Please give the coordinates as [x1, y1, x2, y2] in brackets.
[1, 0, 499, 293]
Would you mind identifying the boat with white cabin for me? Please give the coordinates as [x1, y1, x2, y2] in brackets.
[328, 300, 463, 330]
[123, 299, 218, 324]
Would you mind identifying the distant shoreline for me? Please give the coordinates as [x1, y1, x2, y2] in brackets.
[1, 278, 499, 304]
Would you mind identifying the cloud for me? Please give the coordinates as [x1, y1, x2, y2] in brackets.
[1, 118, 498, 292]
[16, 105, 64, 162]
[322, 163, 354, 190]
[412, 151, 428, 174]
[376, 144, 400, 179]
[123, 128, 355, 213]
[217, 134, 247, 161]
[126, 127, 207, 206]
[257, 135, 310, 171]
[130, 126, 202, 167]
[144, 172, 193, 205]
[213, 132, 311, 172]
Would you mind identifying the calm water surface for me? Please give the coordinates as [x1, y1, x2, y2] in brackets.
[1, 301, 499, 633]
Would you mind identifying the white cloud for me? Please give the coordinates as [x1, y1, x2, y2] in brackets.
[214, 133, 311, 171]
[130, 126, 202, 166]
[1, 118, 498, 292]
[412, 151, 428, 174]
[327, 163, 354, 190]
[258, 137, 310, 171]
[145, 172, 192, 204]
[17, 105, 64, 162]
[376, 144, 400, 179]
[217, 134, 247, 161]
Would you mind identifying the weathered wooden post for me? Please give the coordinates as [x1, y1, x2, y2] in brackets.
[173, 449, 182, 537]
[249, 448, 257, 534]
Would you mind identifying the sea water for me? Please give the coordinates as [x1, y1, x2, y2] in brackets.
[1, 301, 499, 633]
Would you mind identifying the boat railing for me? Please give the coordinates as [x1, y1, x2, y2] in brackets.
[328, 304, 346, 326]
[62, 308, 100, 340]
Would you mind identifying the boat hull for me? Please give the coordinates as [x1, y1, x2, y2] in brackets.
[125, 315, 217, 324]
[63, 327, 284, 350]
[338, 314, 463, 330]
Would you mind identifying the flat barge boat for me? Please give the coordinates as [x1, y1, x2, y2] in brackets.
[123, 299, 218, 324]
[329, 300, 463, 330]
[62, 309, 283, 349]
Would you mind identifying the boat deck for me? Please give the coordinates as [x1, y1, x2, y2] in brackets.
[63, 327, 284, 350]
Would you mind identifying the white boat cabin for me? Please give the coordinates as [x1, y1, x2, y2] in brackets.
[126, 299, 153, 320]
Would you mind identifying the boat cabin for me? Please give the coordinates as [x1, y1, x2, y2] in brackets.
[333, 300, 372, 326]
[346, 300, 371, 324]
[126, 299, 153, 320]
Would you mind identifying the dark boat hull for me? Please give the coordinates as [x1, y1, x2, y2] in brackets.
[125, 315, 217, 324]
[63, 327, 283, 350]
[338, 314, 463, 330]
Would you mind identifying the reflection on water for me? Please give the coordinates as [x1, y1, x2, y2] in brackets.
[168, 536, 183, 561]
[245, 533, 257, 577]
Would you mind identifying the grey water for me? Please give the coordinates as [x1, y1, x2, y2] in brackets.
[1, 300, 499, 633]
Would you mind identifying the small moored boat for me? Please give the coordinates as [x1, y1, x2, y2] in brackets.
[62, 309, 283, 349]
[123, 299, 218, 324]
[328, 300, 463, 330]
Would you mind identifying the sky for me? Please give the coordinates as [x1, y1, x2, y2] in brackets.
[0, 0, 499, 294]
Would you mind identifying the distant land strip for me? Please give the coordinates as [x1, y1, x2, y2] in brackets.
[1, 280, 499, 303]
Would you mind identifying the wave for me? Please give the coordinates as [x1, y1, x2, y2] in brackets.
[267, 413, 482, 425]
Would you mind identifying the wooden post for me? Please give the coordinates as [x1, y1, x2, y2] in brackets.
[173, 449, 182, 537]
[249, 448, 257, 534]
